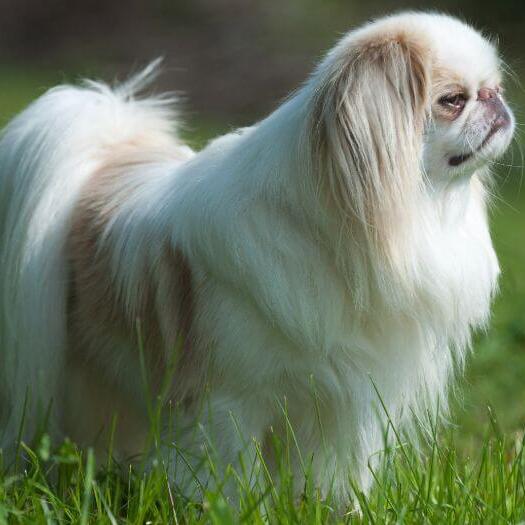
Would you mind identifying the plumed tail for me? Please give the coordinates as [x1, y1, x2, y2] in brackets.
[0, 63, 188, 452]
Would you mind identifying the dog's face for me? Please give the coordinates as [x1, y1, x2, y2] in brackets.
[421, 17, 515, 181]
[312, 13, 515, 243]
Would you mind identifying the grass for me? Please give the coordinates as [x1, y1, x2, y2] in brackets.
[1, 67, 525, 522]
[1, 413, 525, 523]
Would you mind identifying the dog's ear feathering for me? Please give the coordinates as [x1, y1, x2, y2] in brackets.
[310, 28, 432, 256]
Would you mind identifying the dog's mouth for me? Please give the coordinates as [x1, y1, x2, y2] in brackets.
[449, 121, 508, 167]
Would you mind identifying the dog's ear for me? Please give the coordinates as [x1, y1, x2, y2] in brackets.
[310, 29, 431, 257]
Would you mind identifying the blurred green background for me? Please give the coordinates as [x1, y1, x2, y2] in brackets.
[0, 0, 524, 449]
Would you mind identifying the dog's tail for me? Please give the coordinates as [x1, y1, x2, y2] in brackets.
[0, 61, 191, 452]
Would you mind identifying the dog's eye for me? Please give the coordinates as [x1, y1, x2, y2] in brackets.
[438, 93, 468, 112]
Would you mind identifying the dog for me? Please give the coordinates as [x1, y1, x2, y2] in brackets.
[0, 12, 515, 504]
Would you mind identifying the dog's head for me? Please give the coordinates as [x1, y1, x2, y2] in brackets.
[310, 13, 514, 246]
[421, 16, 514, 181]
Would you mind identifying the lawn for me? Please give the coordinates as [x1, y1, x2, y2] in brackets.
[1, 67, 525, 523]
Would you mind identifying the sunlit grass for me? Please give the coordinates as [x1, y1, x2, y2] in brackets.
[1, 416, 524, 523]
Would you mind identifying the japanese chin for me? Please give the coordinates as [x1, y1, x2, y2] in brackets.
[0, 12, 515, 504]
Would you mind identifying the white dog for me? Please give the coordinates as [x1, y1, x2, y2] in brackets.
[0, 12, 515, 503]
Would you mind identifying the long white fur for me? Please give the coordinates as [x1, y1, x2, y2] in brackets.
[0, 12, 514, 504]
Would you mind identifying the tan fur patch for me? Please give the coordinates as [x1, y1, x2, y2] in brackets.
[310, 26, 431, 254]
[66, 144, 198, 443]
